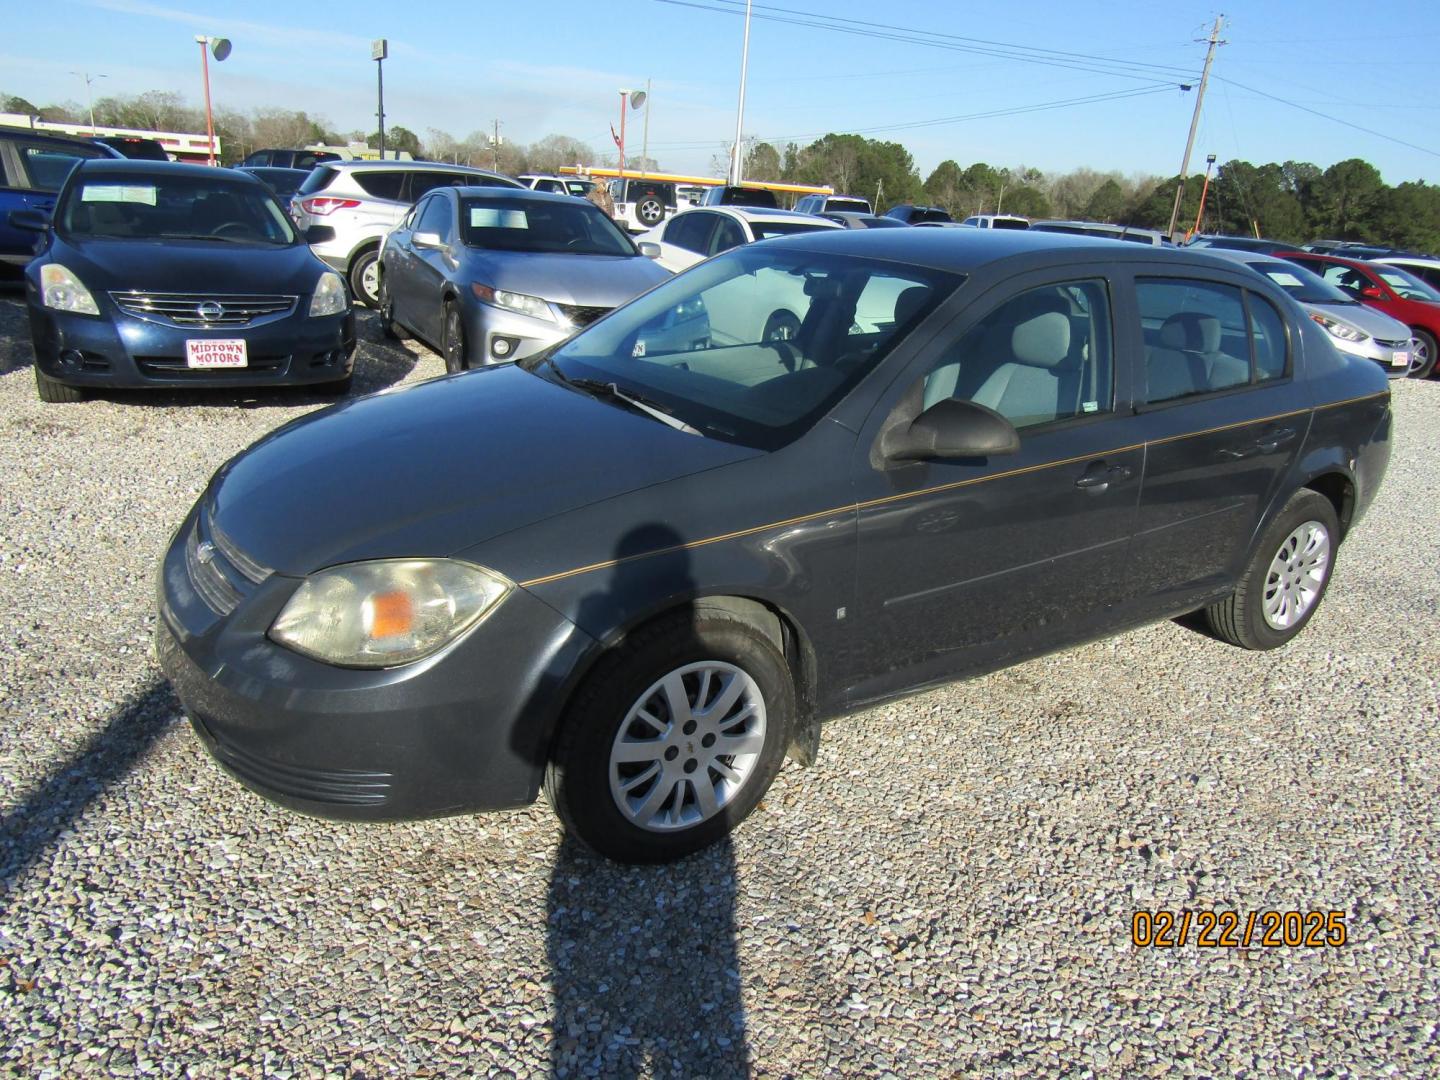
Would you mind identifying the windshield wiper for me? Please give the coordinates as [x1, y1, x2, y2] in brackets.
[540, 361, 701, 435]
[161, 233, 248, 243]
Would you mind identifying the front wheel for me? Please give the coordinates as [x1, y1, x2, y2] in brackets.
[1408, 328, 1437, 379]
[544, 610, 794, 863]
[1204, 490, 1340, 650]
[35, 369, 85, 403]
[442, 302, 468, 373]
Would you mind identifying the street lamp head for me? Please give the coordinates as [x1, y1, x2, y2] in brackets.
[210, 37, 231, 61]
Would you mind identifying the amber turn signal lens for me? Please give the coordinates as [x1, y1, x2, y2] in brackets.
[366, 590, 414, 639]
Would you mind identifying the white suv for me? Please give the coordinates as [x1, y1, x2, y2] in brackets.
[291, 161, 523, 306]
[608, 178, 678, 233]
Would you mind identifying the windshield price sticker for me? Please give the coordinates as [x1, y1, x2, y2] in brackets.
[185, 339, 248, 369]
[81, 184, 158, 206]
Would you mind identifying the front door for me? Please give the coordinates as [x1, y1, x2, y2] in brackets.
[848, 274, 1144, 707]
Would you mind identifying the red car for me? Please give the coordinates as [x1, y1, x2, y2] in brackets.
[1283, 252, 1440, 378]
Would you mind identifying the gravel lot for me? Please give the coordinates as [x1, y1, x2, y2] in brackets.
[1, 286, 1437, 1079]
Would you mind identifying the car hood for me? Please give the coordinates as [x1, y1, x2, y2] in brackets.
[55, 236, 328, 296]
[459, 249, 670, 307]
[207, 364, 761, 576]
[1307, 300, 1413, 341]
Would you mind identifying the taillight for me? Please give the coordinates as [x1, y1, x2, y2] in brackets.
[300, 197, 361, 216]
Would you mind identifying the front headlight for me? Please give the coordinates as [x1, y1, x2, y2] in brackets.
[40, 263, 100, 316]
[270, 559, 512, 668]
[308, 271, 348, 317]
[471, 283, 555, 322]
[1310, 312, 1368, 344]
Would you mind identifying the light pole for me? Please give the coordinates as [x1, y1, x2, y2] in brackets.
[194, 35, 231, 166]
[728, 0, 753, 185]
[372, 39, 388, 160]
[616, 88, 647, 177]
[69, 71, 107, 131]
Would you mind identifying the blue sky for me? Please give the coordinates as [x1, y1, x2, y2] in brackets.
[6, 0, 1440, 183]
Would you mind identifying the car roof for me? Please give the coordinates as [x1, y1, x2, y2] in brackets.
[1284, 251, 1376, 269]
[758, 226, 1255, 275]
[73, 158, 265, 184]
[1375, 255, 1440, 269]
[0, 124, 122, 152]
[449, 185, 591, 204]
[703, 206, 844, 226]
[326, 160, 509, 175]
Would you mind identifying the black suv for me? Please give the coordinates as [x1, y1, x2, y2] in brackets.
[1, 126, 120, 269]
[883, 204, 955, 225]
[241, 149, 343, 170]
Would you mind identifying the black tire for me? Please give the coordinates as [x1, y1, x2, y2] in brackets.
[441, 302, 468, 374]
[1408, 328, 1437, 379]
[375, 274, 400, 340]
[35, 369, 85, 403]
[1204, 489, 1340, 650]
[544, 609, 794, 864]
[347, 247, 381, 308]
[762, 310, 801, 342]
[634, 196, 666, 229]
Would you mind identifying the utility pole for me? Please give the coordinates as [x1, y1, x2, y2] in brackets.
[491, 119, 502, 170]
[640, 78, 652, 177]
[372, 40, 388, 160]
[1167, 14, 1225, 241]
[70, 71, 107, 132]
[728, 0, 753, 185]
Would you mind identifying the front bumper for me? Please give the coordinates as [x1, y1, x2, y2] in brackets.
[460, 295, 574, 365]
[1331, 335, 1412, 379]
[155, 505, 596, 821]
[26, 295, 355, 390]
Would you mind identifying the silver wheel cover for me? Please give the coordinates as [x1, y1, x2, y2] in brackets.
[608, 661, 767, 832]
[360, 260, 380, 302]
[1263, 519, 1331, 630]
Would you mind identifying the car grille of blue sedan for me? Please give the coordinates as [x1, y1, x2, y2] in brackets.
[111, 291, 298, 328]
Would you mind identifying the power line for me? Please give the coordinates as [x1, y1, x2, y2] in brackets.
[651, 0, 1197, 87]
[1215, 76, 1440, 160]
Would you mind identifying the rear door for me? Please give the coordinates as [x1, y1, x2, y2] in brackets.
[0, 139, 110, 265]
[1123, 272, 1307, 616]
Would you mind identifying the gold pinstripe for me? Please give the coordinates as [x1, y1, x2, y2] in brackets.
[517, 390, 1390, 589]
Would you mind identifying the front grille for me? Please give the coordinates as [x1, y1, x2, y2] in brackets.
[556, 304, 612, 328]
[197, 717, 392, 807]
[111, 291, 297, 328]
[136, 354, 289, 378]
[1375, 338, 1410, 349]
[185, 509, 272, 616]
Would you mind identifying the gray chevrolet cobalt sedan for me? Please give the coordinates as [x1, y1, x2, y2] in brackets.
[376, 186, 671, 370]
[158, 230, 1392, 863]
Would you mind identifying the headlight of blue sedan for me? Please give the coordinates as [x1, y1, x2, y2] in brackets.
[269, 559, 513, 667]
[308, 271, 349, 317]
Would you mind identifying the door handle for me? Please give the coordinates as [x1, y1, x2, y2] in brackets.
[1257, 427, 1297, 453]
[1074, 461, 1132, 491]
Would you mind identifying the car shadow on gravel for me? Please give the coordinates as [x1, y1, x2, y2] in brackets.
[536, 525, 752, 1078]
[0, 680, 178, 896]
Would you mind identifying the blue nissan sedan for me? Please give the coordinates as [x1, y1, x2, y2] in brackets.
[12, 159, 355, 402]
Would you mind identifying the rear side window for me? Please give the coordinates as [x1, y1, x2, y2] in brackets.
[1138, 279, 1287, 404]
[297, 166, 340, 196]
[352, 170, 407, 201]
[922, 280, 1114, 430]
[20, 144, 107, 191]
[666, 212, 714, 254]
[711, 216, 745, 254]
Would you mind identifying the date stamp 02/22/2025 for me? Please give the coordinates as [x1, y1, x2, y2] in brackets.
[1131, 910, 1349, 948]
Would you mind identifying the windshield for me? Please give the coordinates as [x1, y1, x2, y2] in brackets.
[1251, 261, 1354, 305]
[1374, 266, 1440, 302]
[751, 221, 838, 241]
[60, 174, 296, 244]
[912, 208, 953, 224]
[245, 168, 308, 196]
[526, 246, 963, 449]
[460, 197, 635, 255]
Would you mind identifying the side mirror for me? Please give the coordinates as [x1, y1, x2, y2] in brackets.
[413, 231, 445, 250]
[638, 241, 661, 258]
[1359, 285, 1385, 300]
[303, 224, 336, 244]
[9, 208, 50, 232]
[880, 398, 1021, 463]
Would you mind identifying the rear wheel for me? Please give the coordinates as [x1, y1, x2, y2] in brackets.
[1204, 489, 1339, 650]
[1409, 328, 1437, 379]
[762, 310, 800, 342]
[348, 247, 381, 308]
[544, 610, 793, 863]
[442, 302, 468, 373]
[35, 369, 85, 403]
